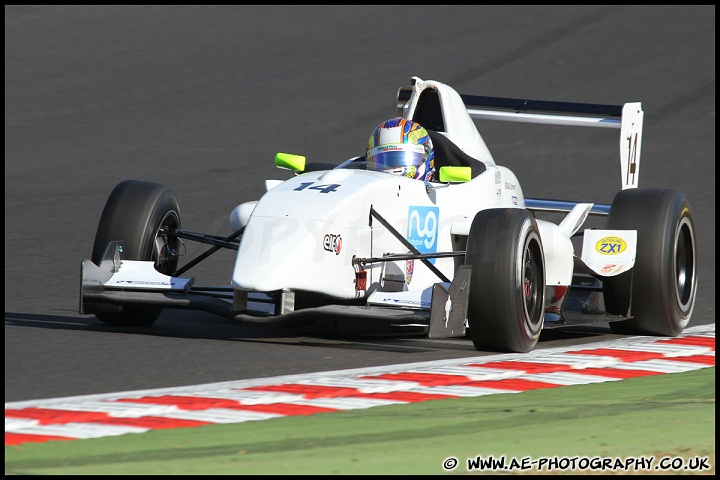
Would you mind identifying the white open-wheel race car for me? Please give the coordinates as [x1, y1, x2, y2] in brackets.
[80, 76, 698, 353]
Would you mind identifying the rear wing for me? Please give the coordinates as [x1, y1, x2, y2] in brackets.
[397, 87, 643, 190]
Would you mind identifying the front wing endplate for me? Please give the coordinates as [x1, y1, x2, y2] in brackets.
[428, 265, 471, 338]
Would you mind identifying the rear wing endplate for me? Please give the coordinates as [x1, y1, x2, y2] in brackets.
[397, 87, 643, 189]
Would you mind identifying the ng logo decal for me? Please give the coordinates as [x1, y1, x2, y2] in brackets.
[407, 206, 439, 264]
[595, 236, 627, 255]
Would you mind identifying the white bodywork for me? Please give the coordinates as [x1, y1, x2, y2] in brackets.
[227, 77, 641, 308]
[97, 77, 641, 316]
[401, 78, 497, 165]
[104, 260, 194, 291]
[231, 164, 528, 299]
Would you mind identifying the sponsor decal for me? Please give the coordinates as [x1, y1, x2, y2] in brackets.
[407, 206, 439, 264]
[115, 280, 171, 285]
[504, 182, 516, 191]
[444, 296, 452, 326]
[381, 298, 431, 307]
[495, 171, 501, 184]
[370, 143, 425, 155]
[323, 234, 342, 255]
[113, 245, 123, 272]
[406, 259, 414, 284]
[511, 195, 517, 205]
[595, 236, 627, 255]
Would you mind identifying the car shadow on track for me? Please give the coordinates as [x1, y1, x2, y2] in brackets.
[5, 310, 617, 354]
[5, 310, 312, 340]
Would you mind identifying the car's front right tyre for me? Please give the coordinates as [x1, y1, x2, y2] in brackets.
[91, 180, 181, 327]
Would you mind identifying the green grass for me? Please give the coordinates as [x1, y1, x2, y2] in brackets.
[5, 367, 715, 475]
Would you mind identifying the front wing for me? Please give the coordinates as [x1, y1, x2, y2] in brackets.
[80, 242, 631, 338]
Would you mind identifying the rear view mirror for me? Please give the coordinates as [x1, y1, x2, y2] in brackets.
[275, 153, 306, 172]
[438, 166, 471, 183]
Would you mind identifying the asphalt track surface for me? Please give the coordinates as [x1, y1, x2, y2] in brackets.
[5, 5, 715, 403]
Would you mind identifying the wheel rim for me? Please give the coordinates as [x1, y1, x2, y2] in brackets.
[674, 216, 696, 313]
[522, 236, 544, 334]
[152, 211, 180, 274]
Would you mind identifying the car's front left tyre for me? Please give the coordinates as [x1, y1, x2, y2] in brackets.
[603, 188, 697, 337]
[465, 208, 545, 353]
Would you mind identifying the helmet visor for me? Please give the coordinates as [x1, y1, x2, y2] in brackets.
[367, 144, 426, 169]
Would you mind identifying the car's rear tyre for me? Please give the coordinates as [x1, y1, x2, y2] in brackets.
[465, 209, 545, 353]
[91, 180, 181, 326]
[603, 188, 697, 336]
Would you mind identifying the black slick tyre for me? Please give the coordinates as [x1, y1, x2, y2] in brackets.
[465, 209, 545, 353]
[603, 188, 697, 336]
[91, 180, 181, 326]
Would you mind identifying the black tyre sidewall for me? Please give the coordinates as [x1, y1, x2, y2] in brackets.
[604, 188, 696, 336]
[92, 180, 180, 270]
[91, 180, 181, 326]
[465, 209, 545, 353]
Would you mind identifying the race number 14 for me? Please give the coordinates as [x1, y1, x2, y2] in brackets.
[294, 182, 341, 193]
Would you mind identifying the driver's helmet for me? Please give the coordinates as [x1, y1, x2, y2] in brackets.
[366, 117, 435, 181]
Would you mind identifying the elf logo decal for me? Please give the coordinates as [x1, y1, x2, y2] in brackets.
[407, 206, 438, 264]
[323, 234, 342, 255]
[595, 236, 627, 255]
